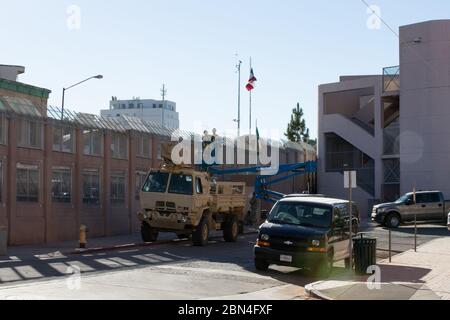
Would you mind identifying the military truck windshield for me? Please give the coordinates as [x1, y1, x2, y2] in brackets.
[168, 174, 193, 195]
[142, 172, 169, 193]
[268, 202, 332, 229]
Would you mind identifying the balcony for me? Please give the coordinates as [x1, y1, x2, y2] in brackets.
[383, 66, 400, 93]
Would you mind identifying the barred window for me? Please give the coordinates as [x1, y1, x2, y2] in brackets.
[16, 163, 39, 202]
[135, 171, 148, 200]
[111, 133, 128, 159]
[17, 119, 43, 149]
[52, 168, 72, 203]
[111, 171, 126, 205]
[83, 129, 103, 156]
[82, 169, 100, 205]
[137, 135, 151, 158]
[53, 126, 75, 153]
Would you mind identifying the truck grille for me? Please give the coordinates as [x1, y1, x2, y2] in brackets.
[269, 236, 309, 253]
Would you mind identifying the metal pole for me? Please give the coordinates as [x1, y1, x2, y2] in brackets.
[237, 60, 242, 137]
[349, 172, 353, 272]
[389, 228, 392, 263]
[413, 186, 417, 252]
[61, 88, 66, 121]
[249, 57, 252, 135]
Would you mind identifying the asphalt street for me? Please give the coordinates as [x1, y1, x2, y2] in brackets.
[0, 224, 448, 299]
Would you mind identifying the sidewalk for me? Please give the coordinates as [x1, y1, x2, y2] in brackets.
[306, 237, 450, 300]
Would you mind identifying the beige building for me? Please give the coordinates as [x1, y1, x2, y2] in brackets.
[318, 20, 450, 221]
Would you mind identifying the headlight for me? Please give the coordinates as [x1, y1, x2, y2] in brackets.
[261, 234, 270, 241]
[311, 240, 321, 247]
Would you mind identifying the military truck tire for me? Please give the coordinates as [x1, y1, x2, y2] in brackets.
[192, 217, 209, 246]
[141, 222, 159, 242]
[223, 216, 239, 242]
[238, 221, 245, 235]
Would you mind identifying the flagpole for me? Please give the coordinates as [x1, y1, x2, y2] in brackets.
[236, 59, 242, 137]
[249, 57, 252, 135]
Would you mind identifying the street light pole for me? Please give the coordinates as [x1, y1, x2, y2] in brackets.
[61, 75, 103, 120]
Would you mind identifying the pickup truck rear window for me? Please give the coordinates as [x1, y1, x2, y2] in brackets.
[142, 172, 169, 193]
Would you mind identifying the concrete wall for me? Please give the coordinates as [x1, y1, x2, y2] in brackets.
[318, 76, 384, 220]
[399, 20, 450, 199]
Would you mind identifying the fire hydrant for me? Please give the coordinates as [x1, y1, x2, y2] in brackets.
[79, 225, 88, 249]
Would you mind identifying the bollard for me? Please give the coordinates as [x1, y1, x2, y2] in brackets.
[79, 225, 88, 249]
[389, 228, 392, 263]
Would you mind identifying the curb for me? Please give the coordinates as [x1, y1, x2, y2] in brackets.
[66, 230, 259, 256]
[304, 282, 334, 301]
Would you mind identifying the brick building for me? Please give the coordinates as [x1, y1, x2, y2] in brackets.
[0, 65, 316, 245]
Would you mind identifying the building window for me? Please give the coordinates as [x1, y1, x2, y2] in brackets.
[83, 129, 103, 156]
[82, 169, 100, 205]
[111, 171, 126, 205]
[17, 119, 43, 149]
[137, 135, 152, 158]
[16, 163, 39, 203]
[135, 171, 148, 200]
[52, 167, 72, 203]
[111, 133, 128, 159]
[0, 115, 7, 145]
[129, 103, 134, 109]
[53, 126, 75, 153]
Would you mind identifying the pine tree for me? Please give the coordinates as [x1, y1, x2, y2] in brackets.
[285, 102, 310, 143]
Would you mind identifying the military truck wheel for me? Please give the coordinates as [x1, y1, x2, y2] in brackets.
[238, 221, 245, 235]
[192, 217, 209, 246]
[223, 216, 239, 242]
[141, 223, 158, 242]
[386, 213, 401, 229]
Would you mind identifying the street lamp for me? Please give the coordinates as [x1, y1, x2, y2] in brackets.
[61, 75, 103, 120]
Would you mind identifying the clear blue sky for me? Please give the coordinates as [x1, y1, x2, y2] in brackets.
[2, 0, 450, 138]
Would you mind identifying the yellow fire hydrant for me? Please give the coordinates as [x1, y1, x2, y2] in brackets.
[79, 225, 88, 249]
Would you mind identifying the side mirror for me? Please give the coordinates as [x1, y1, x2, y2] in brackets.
[405, 199, 414, 206]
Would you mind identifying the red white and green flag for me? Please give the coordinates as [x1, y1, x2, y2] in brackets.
[246, 68, 257, 91]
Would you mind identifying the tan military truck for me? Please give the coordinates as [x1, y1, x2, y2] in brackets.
[137, 165, 247, 246]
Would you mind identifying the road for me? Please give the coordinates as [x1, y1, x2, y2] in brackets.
[0, 224, 448, 300]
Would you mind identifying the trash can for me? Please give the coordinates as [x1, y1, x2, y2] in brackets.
[0, 226, 7, 256]
[353, 233, 377, 275]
